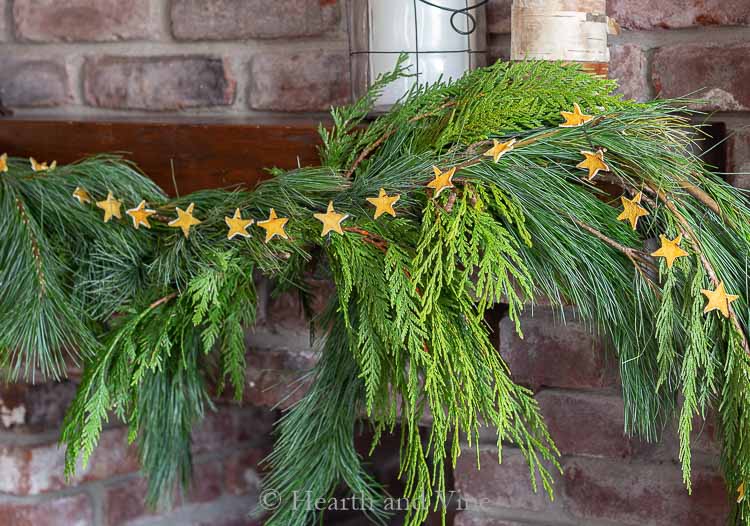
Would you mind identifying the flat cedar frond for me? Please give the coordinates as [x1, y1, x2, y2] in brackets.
[3, 61, 750, 525]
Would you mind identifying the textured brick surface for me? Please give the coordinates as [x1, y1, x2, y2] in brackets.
[499, 309, 616, 390]
[0, 58, 70, 108]
[248, 51, 350, 112]
[455, 447, 561, 513]
[224, 449, 264, 495]
[0, 381, 78, 431]
[0, 494, 93, 526]
[727, 127, 750, 190]
[610, 43, 649, 101]
[536, 390, 631, 458]
[188, 462, 224, 503]
[83, 56, 236, 111]
[454, 515, 530, 526]
[487, 0, 511, 34]
[608, 0, 750, 30]
[727, 174, 750, 191]
[103, 477, 152, 526]
[192, 406, 274, 455]
[728, 128, 750, 171]
[563, 458, 729, 525]
[653, 44, 750, 111]
[244, 349, 316, 408]
[171, 0, 340, 40]
[0, 0, 6, 41]
[13, 0, 154, 42]
[0, 427, 138, 495]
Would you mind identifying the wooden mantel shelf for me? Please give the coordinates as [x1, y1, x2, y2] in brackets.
[0, 116, 326, 195]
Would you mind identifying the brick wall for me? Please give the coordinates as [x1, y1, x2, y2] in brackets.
[0, 0, 349, 115]
[2, 1, 749, 525]
[0, 286, 307, 526]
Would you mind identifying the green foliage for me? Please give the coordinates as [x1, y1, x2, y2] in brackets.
[261, 301, 389, 526]
[2, 61, 750, 526]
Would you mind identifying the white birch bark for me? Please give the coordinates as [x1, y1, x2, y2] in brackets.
[511, 0, 611, 63]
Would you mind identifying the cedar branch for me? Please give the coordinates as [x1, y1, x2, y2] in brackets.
[650, 185, 750, 356]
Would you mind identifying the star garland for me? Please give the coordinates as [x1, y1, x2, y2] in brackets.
[57, 100, 742, 320]
[4, 58, 750, 526]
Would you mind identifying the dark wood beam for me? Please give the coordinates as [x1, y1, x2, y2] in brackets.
[0, 116, 325, 195]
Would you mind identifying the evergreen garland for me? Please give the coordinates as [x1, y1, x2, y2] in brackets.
[1, 59, 749, 524]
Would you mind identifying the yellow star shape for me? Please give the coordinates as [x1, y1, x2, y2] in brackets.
[314, 201, 349, 237]
[650, 234, 689, 269]
[225, 208, 254, 240]
[257, 208, 289, 243]
[0, 153, 8, 173]
[96, 191, 122, 223]
[427, 166, 456, 198]
[366, 188, 400, 219]
[617, 192, 649, 230]
[126, 200, 156, 229]
[483, 138, 517, 162]
[701, 281, 739, 318]
[576, 149, 610, 180]
[168, 203, 201, 238]
[738, 482, 746, 504]
[30, 157, 56, 172]
[72, 186, 91, 204]
[560, 103, 594, 127]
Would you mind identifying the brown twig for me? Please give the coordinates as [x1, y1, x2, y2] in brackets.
[343, 226, 389, 253]
[680, 176, 722, 218]
[345, 101, 458, 178]
[149, 292, 177, 310]
[570, 216, 659, 292]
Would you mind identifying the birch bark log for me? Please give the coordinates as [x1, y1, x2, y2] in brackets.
[510, 0, 612, 75]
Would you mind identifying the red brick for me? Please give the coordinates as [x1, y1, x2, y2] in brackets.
[83, 427, 141, 482]
[0, 58, 70, 108]
[608, 0, 750, 30]
[728, 127, 750, 172]
[609, 44, 649, 102]
[104, 477, 153, 526]
[727, 127, 750, 191]
[13, 0, 154, 42]
[192, 406, 275, 455]
[455, 514, 529, 526]
[653, 44, 750, 111]
[454, 446, 562, 513]
[3, 381, 78, 432]
[536, 390, 631, 458]
[0, 0, 6, 41]
[188, 461, 224, 503]
[499, 309, 616, 390]
[161, 496, 264, 526]
[487, 0, 511, 34]
[563, 458, 729, 525]
[192, 409, 239, 455]
[248, 51, 350, 112]
[83, 56, 236, 111]
[224, 449, 264, 495]
[0, 426, 138, 495]
[0, 494, 93, 526]
[171, 0, 339, 40]
[728, 175, 750, 191]
[244, 349, 316, 408]
[633, 410, 720, 463]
